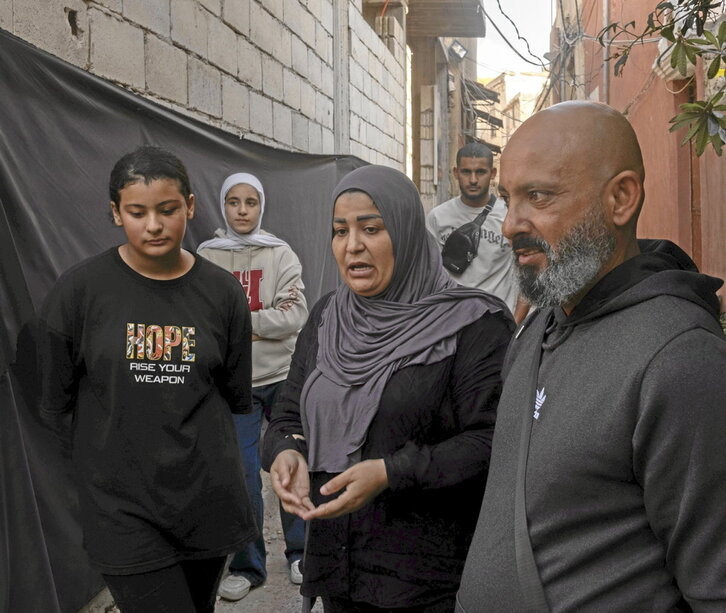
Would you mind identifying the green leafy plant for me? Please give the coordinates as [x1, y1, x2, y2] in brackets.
[598, 1, 726, 156]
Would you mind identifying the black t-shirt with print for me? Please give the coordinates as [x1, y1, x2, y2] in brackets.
[39, 248, 257, 575]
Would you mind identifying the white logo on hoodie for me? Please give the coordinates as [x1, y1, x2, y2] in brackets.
[533, 387, 547, 420]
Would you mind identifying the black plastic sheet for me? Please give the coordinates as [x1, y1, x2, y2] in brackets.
[0, 28, 364, 611]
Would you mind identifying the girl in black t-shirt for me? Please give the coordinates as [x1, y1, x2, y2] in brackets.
[38, 146, 255, 612]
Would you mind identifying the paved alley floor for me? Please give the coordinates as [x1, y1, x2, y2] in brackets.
[214, 470, 323, 613]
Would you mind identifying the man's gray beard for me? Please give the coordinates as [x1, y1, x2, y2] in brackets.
[514, 205, 616, 308]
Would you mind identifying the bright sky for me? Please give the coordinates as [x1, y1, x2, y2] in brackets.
[476, 0, 556, 78]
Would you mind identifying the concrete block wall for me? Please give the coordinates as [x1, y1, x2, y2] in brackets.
[1, 0, 406, 166]
[348, 6, 405, 167]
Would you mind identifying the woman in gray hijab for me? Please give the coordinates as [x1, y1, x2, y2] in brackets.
[262, 165, 514, 612]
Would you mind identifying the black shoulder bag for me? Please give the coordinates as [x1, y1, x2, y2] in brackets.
[441, 194, 496, 274]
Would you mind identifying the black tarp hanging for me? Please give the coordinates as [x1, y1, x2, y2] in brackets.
[0, 28, 365, 612]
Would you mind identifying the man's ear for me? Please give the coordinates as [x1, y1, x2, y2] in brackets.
[605, 170, 642, 228]
[110, 202, 122, 226]
[186, 194, 196, 220]
[490, 167, 497, 181]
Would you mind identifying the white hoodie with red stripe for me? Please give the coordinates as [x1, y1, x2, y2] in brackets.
[199, 231, 307, 387]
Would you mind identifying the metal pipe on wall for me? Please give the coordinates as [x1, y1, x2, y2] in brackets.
[602, 0, 610, 104]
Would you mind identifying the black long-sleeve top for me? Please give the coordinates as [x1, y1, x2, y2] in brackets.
[262, 293, 514, 607]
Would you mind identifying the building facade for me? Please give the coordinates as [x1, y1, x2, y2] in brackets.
[549, 0, 725, 308]
[0, 0, 406, 167]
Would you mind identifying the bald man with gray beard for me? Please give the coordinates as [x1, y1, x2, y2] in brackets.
[456, 101, 726, 612]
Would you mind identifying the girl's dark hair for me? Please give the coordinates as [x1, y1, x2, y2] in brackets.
[109, 145, 192, 205]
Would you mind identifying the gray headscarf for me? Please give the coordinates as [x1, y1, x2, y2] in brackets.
[300, 165, 506, 472]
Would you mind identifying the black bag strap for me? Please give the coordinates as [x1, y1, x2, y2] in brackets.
[514, 313, 551, 612]
[471, 193, 496, 227]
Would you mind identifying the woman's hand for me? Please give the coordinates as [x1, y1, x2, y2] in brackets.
[270, 449, 315, 518]
[302, 459, 389, 521]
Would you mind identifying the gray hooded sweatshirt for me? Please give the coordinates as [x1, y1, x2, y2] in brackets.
[456, 239, 726, 612]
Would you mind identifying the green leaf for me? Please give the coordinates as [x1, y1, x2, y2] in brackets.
[670, 42, 682, 69]
[670, 115, 701, 131]
[682, 117, 705, 144]
[707, 115, 721, 135]
[662, 24, 676, 43]
[703, 30, 718, 46]
[708, 55, 721, 79]
[709, 132, 723, 156]
[679, 101, 707, 111]
[683, 43, 699, 64]
[695, 123, 710, 156]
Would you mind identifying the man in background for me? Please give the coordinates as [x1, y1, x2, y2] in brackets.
[426, 143, 528, 322]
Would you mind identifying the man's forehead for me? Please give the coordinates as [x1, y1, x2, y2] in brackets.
[458, 156, 492, 169]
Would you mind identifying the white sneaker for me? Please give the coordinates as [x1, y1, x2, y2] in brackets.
[217, 574, 251, 601]
[290, 559, 303, 585]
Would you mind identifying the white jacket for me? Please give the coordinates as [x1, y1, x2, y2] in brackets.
[199, 235, 308, 387]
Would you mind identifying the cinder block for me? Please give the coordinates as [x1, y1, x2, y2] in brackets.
[273, 101, 292, 145]
[264, 0, 284, 21]
[208, 18, 238, 75]
[349, 60, 363, 91]
[13, 0, 88, 68]
[188, 57, 221, 116]
[368, 51, 381, 84]
[171, 0, 207, 56]
[90, 9, 144, 88]
[322, 126, 334, 153]
[198, 0, 221, 17]
[351, 140, 365, 161]
[275, 26, 292, 66]
[291, 35, 308, 77]
[124, 0, 170, 37]
[300, 80, 316, 119]
[307, 48, 322, 89]
[349, 85, 361, 115]
[307, 0, 322, 23]
[370, 80, 379, 104]
[282, 0, 302, 32]
[262, 56, 283, 101]
[350, 33, 366, 66]
[358, 119, 368, 143]
[146, 34, 187, 103]
[223, 0, 249, 35]
[321, 64, 334, 98]
[315, 91, 333, 129]
[319, 0, 333, 35]
[308, 121, 322, 154]
[222, 74, 249, 128]
[249, 2, 278, 59]
[237, 37, 262, 89]
[283, 69, 302, 110]
[297, 6, 316, 47]
[314, 21, 330, 65]
[349, 114, 360, 141]
[91, 0, 121, 11]
[362, 72, 372, 98]
[249, 91, 273, 137]
[0, 0, 11, 30]
[291, 112, 309, 151]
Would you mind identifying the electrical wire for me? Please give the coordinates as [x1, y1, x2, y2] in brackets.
[492, 0, 547, 64]
[482, 6, 549, 69]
